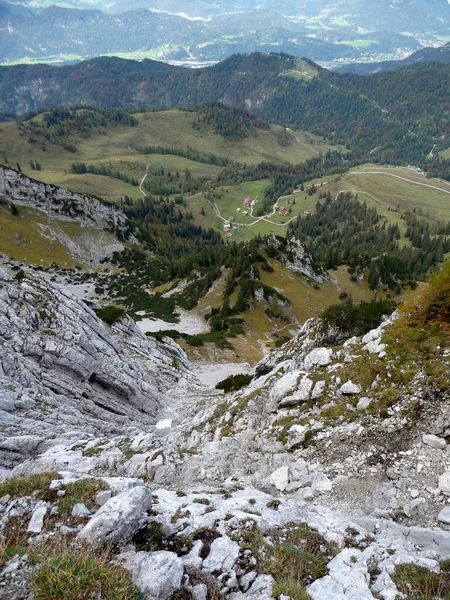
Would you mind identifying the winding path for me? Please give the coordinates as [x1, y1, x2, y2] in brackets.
[139, 164, 151, 197]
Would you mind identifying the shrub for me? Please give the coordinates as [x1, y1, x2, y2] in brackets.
[10, 202, 19, 216]
[406, 260, 450, 326]
[215, 373, 252, 393]
[320, 298, 396, 337]
[95, 305, 126, 326]
[186, 334, 204, 347]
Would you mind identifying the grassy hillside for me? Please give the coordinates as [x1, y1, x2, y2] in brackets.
[0, 109, 342, 204]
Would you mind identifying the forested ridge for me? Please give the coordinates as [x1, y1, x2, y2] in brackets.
[2, 53, 450, 172]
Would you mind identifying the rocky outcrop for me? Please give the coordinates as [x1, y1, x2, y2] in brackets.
[0, 165, 135, 240]
[0, 269, 197, 467]
[265, 235, 329, 283]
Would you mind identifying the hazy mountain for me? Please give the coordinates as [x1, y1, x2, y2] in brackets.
[339, 41, 450, 74]
[0, 3, 425, 65]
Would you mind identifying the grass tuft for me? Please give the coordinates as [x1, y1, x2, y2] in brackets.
[392, 562, 450, 599]
[0, 472, 58, 500]
[33, 546, 142, 600]
[56, 479, 107, 514]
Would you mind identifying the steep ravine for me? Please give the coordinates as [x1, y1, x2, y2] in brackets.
[1, 268, 450, 600]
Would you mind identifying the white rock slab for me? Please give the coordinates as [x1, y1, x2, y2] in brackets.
[120, 550, 183, 599]
[202, 536, 239, 573]
[27, 503, 47, 534]
[78, 486, 152, 547]
[423, 434, 446, 450]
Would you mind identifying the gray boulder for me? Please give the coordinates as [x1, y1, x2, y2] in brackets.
[119, 550, 183, 599]
[202, 536, 240, 574]
[78, 486, 152, 547]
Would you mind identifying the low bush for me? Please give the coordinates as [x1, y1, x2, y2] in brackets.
[215, 373, 253, 393]
[320, 298, 396, 337]
[95, 305, 126, 326]
[406, 260, 450, 326]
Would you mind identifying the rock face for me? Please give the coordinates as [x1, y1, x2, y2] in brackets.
[0, 272, 196, 466]
[264, 235, 329, 283]
[2, 268, 450, 600]
[0, 165, 134, 240]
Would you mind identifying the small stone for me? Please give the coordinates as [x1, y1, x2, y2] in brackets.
[311, 380, 326, 400]
[340, 380, 361, 395]
[27, 503, 47, 534]
[439, 472, 450, 496]
[72, 503, 91, 518]
[191, 584, 207, 600]
[240, 571, 257, 592]
[357, 397, 371, 410]
[3, 561, 20, 575]
[57, 490, 66, 497]
[49, 480, 63, 491]
[202, 537, 239, 574]
[60, 525, 77, 535]
[267, 466, 290, 492]
[94, 490, 112, 506]
[423, 434, 446, 450]
[438, 507, 450, 524]
[119, 550, 183, 598]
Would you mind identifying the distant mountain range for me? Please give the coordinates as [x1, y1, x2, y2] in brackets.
[0, 4, 424, 65]
[1, 0, 448, 66]
[8, 0, 450, 30]
[339, 41, 450, 74]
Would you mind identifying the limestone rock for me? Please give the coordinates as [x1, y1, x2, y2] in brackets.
[0, 273, 196, 467]
[340, 381, 361, 395]
[0, 165, 133, 242]
[78, 486, 152, 547]
[304, 348, 333, 369]
[439, 472, 450, 496]
[279, 376, 313, 407]
[202, 536, 239, 573]
[72, 503, 91, 518]
[438, 507, 450, 524]
[267, 466, 290, 491]
[229, 574, 274, 600]
[311, 380, 326, 400]
[356, 397, 371, 410]
[119, 550, 183, 599]
[422, 434, 446, 450]
[27, 502, 47, 534]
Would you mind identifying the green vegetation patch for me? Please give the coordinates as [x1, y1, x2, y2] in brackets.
[392, 562, 450, 599]
[95, 305, 126, 326]
[320, 298, 396, 337]
[215, 373, 253, 393]
[0, 472, 58, 500]
[56, 479, 107, 515]
[33, 546, 142, 600]
[239, 522, 335, 599]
